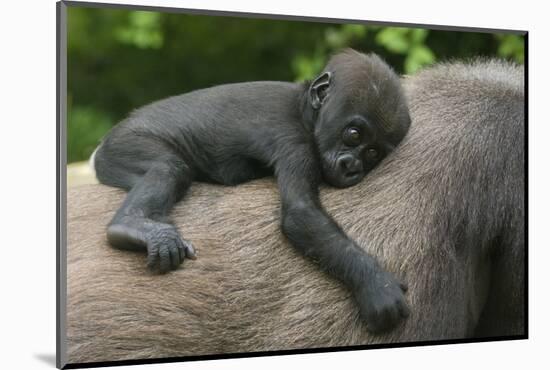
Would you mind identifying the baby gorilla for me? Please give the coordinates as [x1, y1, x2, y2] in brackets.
[93, 49, 411, 333]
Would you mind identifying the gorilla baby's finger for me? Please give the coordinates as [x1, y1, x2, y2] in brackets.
[158, 248, 171, 273]
[366, 320, 383, 334]
[169, 246, 181, 270]
[146, 250, 159, 271]
[397, 299, 410, 318]
[383, 307, 400, 332]
[176, 239, 185, 264]
[367, 309, 395, 334]
[183, 240, 197, 260]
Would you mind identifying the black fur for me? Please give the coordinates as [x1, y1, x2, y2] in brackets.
[94, 49, 411, 333]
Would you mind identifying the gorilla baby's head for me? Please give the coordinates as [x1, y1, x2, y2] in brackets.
[307, 49, 411, 188]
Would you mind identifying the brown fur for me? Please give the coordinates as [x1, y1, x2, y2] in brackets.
[66, 59, 524, 364]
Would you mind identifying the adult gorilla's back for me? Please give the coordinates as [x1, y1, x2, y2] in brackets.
[66, 60, 524, 364]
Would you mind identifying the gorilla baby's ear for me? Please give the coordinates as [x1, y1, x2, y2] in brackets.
[309, 71, 332, 110]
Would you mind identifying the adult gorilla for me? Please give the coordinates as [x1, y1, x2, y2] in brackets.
[64, 59, 525, 365]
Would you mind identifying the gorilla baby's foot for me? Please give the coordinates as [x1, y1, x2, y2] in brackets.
[107, 221, 196, 274]
[354, 269, 409, 333]
[145, 224, 196, 273]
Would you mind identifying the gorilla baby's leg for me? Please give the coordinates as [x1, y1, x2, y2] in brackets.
[106, 158, 196, 273]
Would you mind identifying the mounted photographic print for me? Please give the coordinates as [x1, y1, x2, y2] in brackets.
[57, 1, 527, 368]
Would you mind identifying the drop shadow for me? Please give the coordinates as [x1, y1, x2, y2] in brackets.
[34, 353, 57, 367]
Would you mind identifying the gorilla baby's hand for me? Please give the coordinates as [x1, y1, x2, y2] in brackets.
[107, 220, 196, 274]
[353, 268, 409, 333]
[145, 224, 196, 273]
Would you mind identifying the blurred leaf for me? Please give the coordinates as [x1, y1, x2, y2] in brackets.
[411, 28, 429, 44]
[375, 28, 409, 53]
[325, 24, 368, 49]
[292, 52, 325, 81]
[496, 34, 524, 64]
[115, 11, 164, 49]
[325, 28, 347, 48]
[404, 45, 436, 74]
[341, 24, 367, 38]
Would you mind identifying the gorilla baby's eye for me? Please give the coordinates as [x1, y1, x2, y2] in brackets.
[365, 148, 379, 160]
[343, 127, 361, 147]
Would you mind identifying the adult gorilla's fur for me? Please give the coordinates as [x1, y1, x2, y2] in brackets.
[66, 59, 525, 364]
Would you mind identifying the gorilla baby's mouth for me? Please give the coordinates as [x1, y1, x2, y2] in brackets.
[345, 171, 360, 178]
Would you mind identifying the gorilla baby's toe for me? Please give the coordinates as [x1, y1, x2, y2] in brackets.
[146, 226, 194, 273]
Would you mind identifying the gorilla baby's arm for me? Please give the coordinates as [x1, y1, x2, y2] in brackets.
[275, 143, 409, 333]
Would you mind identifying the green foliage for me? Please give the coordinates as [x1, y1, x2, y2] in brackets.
[376, 27, 410, 53]
[66, 5, 525, 163]
[375, 27, 435, 74]
[496, 34, 525, 63]
[291, 25, 436, 79]
[67, 106, 112, 163]
[292, 51, 326, 82]
[292, 24, 370, 81]
[326, 24, 368, 48]
[405, 44, 436, 74]
[115, 11, 164, 49]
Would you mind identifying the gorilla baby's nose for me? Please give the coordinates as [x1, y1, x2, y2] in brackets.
[338, 154, 362, 174]
[338, 153, 354, 170]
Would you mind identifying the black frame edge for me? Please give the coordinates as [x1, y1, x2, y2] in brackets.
[63, 335, 527, 369]
[63, 0, 527, 34]
[57, 1, 68, 369]
[523, 32, 529, 338]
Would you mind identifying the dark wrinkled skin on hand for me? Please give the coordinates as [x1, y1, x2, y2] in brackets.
[145, 225, 196, 273]
[107, 220, 196, 274]
[354, 269, 410, 333]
